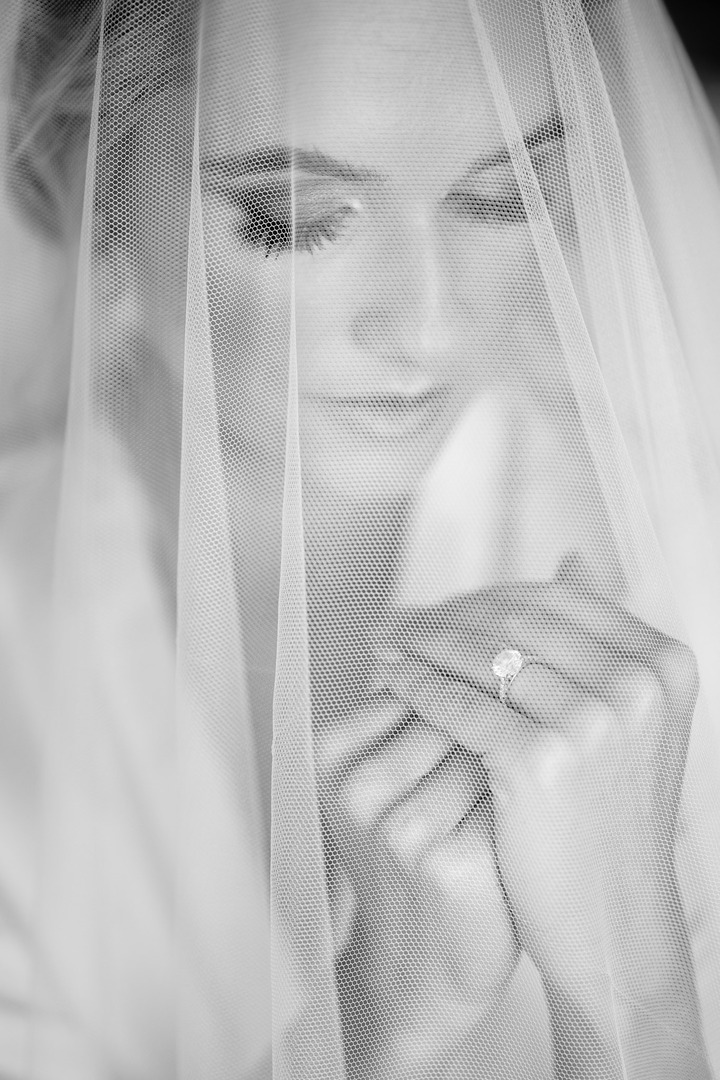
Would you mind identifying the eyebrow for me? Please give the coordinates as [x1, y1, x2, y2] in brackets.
[200, 114, 564, 184]
[201, 146, 383, 183]
[465, 113, 565, 174]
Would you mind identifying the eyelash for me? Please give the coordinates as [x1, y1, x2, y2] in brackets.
[444, 191, 527, 222]
[223, 175, 531, 258]
[229, 187, 351, 257]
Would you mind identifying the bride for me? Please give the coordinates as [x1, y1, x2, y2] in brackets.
[2, 0, 720, 1076]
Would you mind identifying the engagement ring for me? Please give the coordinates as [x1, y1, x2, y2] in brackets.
[492, 649, 538, 703]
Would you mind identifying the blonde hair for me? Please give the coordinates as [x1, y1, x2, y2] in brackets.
[7, 0, 197, 242]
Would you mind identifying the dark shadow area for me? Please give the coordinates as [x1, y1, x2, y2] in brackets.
[665, 0, 720, 118]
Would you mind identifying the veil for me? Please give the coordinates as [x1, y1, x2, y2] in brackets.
[2, 0, 720, 1076]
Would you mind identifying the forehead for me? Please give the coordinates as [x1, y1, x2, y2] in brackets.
[201, 0, 556, 181]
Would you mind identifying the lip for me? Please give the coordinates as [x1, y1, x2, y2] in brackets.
[312, 383, 452, 440]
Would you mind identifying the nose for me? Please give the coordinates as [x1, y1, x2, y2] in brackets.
[349, 203, 460, 365]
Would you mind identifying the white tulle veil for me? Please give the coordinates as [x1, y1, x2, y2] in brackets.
[2, 0, 720, 1076]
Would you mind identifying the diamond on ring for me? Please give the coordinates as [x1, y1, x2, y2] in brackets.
[492, 649, 537, 702]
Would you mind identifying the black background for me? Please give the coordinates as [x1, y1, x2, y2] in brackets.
[664, 0, 720, 76]
[664, 0, 720, 118]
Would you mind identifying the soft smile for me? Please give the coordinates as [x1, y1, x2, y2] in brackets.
[312, 383, 451, 440]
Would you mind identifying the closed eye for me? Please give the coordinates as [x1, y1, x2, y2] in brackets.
[444, 189, 527, 223]
[444, 134, 568, 227]
[206, 174, 358, 256]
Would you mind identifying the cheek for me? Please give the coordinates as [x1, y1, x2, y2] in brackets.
[454, 227, 578, 406]
[203, 212, 559, 513]
[449, 226, 543, 355]
[291, 228, 538, 389]
[291, 230, 547, 503]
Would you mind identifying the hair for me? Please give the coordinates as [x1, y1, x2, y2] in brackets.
[7, 0, 198, 242]
[8, 0, 618, 245]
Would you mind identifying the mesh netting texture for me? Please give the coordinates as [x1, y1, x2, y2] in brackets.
[2, 0, 720, 1078]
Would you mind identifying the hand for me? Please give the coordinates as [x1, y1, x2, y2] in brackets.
[375, 579, 710, 1079]
[315, 695, 521, 1079]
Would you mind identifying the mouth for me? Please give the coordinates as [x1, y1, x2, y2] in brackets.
[313, 383, 452, 440]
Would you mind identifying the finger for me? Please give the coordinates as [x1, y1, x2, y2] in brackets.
[376, 650, 613, 802]
[419, 801, 519, 990]
[337, 720, 453, 835]
[435, 578, 650, 649]
[507, 585, 698, 714]
[391, 599, 697, 735]
[503, 660, 590, 724]
[395, 604, 613, 695]
[413, 578, 687, 680]
[383, 650, 690, 835]
[602, 660, 691, 795]
[377, 653, 524, 759]
[509, 581, 695, 704]
[363, 797, 519, 1065]
[314, 693, 408, 784]
[379, 747, 489, 872]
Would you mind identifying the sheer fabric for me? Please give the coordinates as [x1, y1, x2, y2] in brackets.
[2, 0, 720, 1077]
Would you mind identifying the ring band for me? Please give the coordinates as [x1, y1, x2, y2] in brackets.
[492, 649, 539, 703]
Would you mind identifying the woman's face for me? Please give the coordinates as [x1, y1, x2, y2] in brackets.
[200, 0, 565, 508]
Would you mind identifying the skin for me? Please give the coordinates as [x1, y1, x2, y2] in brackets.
[199, 0, 710, 1075]
[327, 582, 704, 1078]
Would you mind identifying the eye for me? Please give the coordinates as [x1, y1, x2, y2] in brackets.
[208, 176, 357, 257]
[444, 141, 572, 230]
[444, 189, 527, 223]
[444, 160, 527, 224]
[230, 182, 292, 254]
